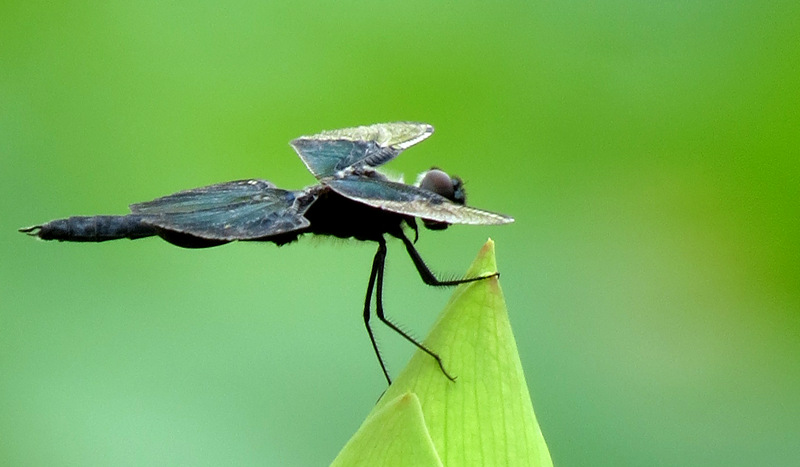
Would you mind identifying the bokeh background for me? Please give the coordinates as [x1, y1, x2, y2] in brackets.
[2, 2, 798, 465]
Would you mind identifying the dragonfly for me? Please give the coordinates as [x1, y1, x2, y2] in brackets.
[20, 122, 514, 384]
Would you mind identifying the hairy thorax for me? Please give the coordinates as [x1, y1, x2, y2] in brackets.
[302, 188, 408, 242]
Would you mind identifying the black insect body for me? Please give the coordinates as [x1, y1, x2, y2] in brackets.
[21, 122, 514, 383]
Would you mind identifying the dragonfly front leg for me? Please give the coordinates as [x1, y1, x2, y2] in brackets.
[398, 230, 499, 286]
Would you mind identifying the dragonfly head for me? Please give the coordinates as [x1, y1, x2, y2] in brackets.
[417, 168, 466, 230]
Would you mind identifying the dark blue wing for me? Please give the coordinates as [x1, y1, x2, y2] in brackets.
[290, 122, 433, 178]
[325, 176, 514, 225]
[130, 179, 315, 240]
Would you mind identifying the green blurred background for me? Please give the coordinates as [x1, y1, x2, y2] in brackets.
[2, 2, 798, 465]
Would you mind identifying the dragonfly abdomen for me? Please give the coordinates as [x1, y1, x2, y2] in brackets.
[20, 215, 157, 242]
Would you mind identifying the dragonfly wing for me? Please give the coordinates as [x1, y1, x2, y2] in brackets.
[326, 177, 514, 225]
[290, 122, 433, 178]
[130, 179, 315, 240]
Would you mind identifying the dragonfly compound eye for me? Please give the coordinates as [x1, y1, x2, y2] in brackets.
[418, 168, 466, 205]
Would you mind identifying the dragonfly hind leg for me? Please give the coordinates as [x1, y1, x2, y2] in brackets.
[363, 237, 456, 385]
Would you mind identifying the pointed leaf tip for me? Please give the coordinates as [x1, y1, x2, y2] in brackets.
[464, 238, 498, 278]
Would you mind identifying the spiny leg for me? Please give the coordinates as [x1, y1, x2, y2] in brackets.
[398, 231, 499, 286]
[372, 237, 456, 382]
[364, 239, 392, 385]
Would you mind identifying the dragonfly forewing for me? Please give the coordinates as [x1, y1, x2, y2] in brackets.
[290, 122, 433, 178]
[325, 176, 514, 226]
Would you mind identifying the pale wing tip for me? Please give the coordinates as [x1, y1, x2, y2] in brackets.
[289, 122, 434, 148]
[457, 211, 514, 226]
[477, 211, 514, 225]
[392, 122, 434, 150]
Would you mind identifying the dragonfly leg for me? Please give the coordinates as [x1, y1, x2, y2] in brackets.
[364, 239, 392, 385]
[398, 231, 499, 286]
[372, 237, 456, 382]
